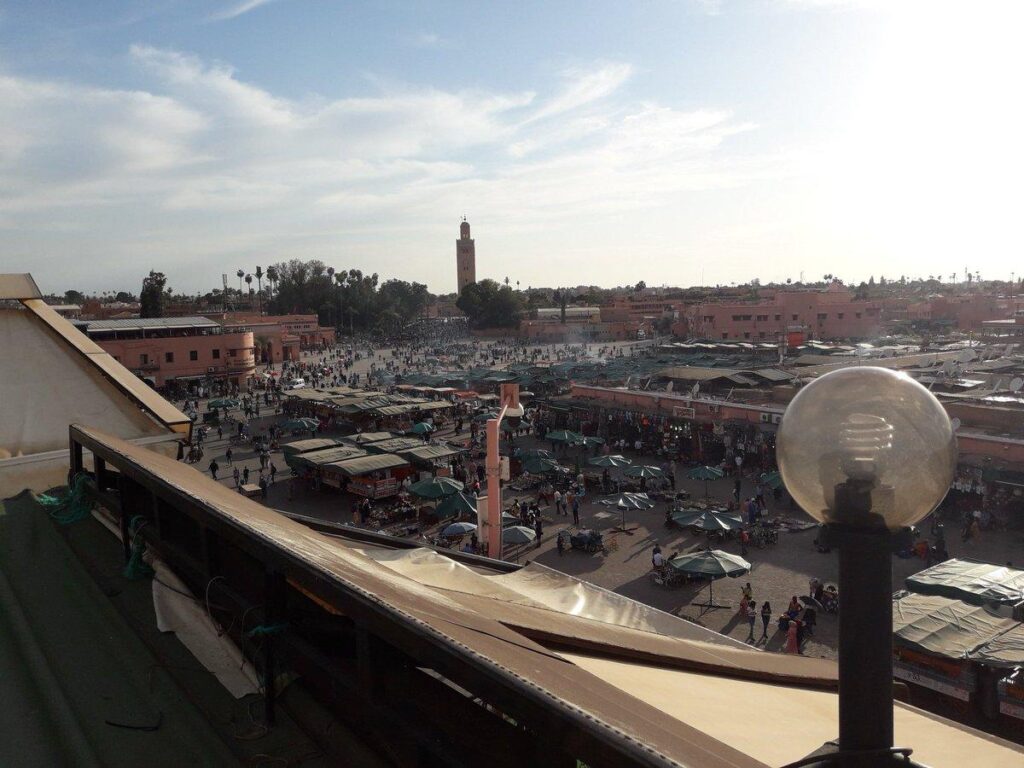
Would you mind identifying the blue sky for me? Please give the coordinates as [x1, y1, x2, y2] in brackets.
[1, 1, 1021, 295]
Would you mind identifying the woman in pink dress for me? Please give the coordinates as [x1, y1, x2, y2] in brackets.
[786, 619, 800, 654]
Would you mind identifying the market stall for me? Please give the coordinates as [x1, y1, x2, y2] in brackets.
[331, 453, 411, 499]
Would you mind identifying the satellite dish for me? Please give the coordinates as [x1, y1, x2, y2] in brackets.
[1012, 378, 1023, 393]
[691, 383, 700, 398]
[941, 360, 955, 375]
[957, 349, 974, 363]
[666, 380, 674, 393]
[951, 417, 961, 431]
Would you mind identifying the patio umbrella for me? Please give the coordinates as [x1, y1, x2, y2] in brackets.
[588, 454, 632, 468]
[546, 429, 583, 444]
[281, 418, 319, 431]
[687, 465, 725, 498]
[501, 418, 530, 432]
[515, 448, 554, 460]
[599, 492, 654, 534]
[410, 422, 435, 435]
[436, 493, 478, 519]
[472, 411, 498, 423]
[441, 521, 477, 537]
[667, 549, 750, 612]
[502, 525, 537, 545]
[521, 456, 560, 475]
[624, 465, 665, 479]
[408, 477, 465, 499]
[579, 436, 605, 448]
[671, 509, 743, 532]
[208, 398, 239, 409]
[759, 470, 783, 490]
[501, 511, 521, 526]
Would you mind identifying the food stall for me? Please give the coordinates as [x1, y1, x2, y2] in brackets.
[293, 445, 368, 487]
[396, 444, 463, 477]
[331, 453, 411, 499]
[281, 438, 342, 469]
[892, 591, 1017, 712]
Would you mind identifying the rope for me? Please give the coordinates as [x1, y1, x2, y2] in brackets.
[124, 516, 155, 580]
[37, 474, 94, 525]
[245, 623, 288, 638]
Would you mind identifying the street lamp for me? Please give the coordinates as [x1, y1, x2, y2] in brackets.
[777, 367, 955, 767]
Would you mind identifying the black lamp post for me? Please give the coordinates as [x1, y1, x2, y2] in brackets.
[777, 367, 956, 767]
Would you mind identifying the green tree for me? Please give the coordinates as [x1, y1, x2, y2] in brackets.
[63, 289, 85, 304]
[139, 271, 167, 318]
[457, 280, 522, 328]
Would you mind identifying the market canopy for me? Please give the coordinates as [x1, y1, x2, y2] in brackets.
[905, 559, 1024, 607]
[892, 592, 1018, 660]
[408, 476, 464, 499]
[330, 453, 409, 477]
[281, 438, 340, 456]
[588, 454, 632, 468]
[625, 465, 665, 479]
[290, 445, 367, 469]
[398, 445, 463, 464]
[671, 510, 743, 532]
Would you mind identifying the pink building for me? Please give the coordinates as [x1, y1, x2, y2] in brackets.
[84, 316, 256, 389]
[689, 285, 883, 341]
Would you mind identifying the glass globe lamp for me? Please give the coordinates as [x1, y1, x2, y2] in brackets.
[777, 367, 956, 531]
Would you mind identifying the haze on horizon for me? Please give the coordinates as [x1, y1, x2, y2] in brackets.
[1, 0, 1021, 296]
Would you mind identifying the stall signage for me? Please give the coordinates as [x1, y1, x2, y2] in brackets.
[1000, 699, 1024, 720]
[894, 663, 971, 700]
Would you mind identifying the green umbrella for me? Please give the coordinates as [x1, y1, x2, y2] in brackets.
[521, 456, 560, 475]
[599, 492, 654, 534]
[502, 525, 537, 545]
[671, 509, 743, 532]
[546, 429, 583, 444]
[208, 398, 239, 409]
[579, 436, 605, 447]
[472, 411, 498, 423]
[501, 511, 521, 526]
[624, 465, 665, 479]
[441, 521, 477, 536]
[515, 448, 554, 460]
[687, 465, 725, 499]
[588, 454, 632, 468]
[667, 549, 751, 612]
[408, 477, 465, 499]
[436, 492, 478, 518]
[759, 470, 783, 490]
[410, 422, 435, 435]
[281, 418, 319, 431]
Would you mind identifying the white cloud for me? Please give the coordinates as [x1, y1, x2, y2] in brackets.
[405, 32, 448, 49]
[209, 0, 281, 22]
[0, 49, 758, 292]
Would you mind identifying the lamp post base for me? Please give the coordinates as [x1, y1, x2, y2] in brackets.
[782, 740, 928, 768]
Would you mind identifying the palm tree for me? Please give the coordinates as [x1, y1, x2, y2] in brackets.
[516, 280, 520, 291]
[236, 269, 244, 295]
[255, 266, 264, 315]
[244, 274, 253, 309]
[265, 265, 278, 307]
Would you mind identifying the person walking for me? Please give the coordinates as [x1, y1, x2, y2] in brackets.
[242, 466, 250, 485]
[534, 518, 543, 548]
[226, 447, 234, 465]
[746, 601, 758, 643]
[232, 466, 241, 488]
[209, 458, 219, 480]
[760, 601, 772, 643]
[572, 495, 580, 526]
[786, 619, 801, 654]
[553, 489, 562, 516]
[270, 462, 278, 484]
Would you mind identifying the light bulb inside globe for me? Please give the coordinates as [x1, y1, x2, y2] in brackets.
[838, 413, 894, 483]
[776, 367, 956, 531]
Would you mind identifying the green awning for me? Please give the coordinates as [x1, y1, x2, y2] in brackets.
[331, 453, 409, 476]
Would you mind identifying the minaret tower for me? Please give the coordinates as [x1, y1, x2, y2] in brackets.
[456, 217, 476, 294]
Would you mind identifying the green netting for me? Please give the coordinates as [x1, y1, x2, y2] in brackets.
[36, 474, 94, 525]
[123, 516, 154, 580]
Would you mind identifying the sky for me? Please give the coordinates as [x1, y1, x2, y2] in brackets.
[1, 0, 1022, 296]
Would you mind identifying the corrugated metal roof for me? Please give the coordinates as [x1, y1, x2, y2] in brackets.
[85, 316, 220, 332]
[398, 445, 462, 463]
[331, 453, 409, 476]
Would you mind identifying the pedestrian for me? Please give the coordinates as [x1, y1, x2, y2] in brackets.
[534, 518, 543, 548]
[209, 459, 219, 480]
[553, 489, 562, 515]
[217, 425, 223, 440]
[572, 495, 580, 526]
[733, 478, 741, 501]
[242, 466, 250, 485]
[233, 466, 241, 488]
[786, 619, 801, 654]
[557, 531, 565, 556]
[746, 601, 758, 643]
[226, 447, 233, 465]
[760, 601, 772, 642]
[270, 462, 277, 484]
[740, 527, 750, 556]
[259, 475, 268, 500]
